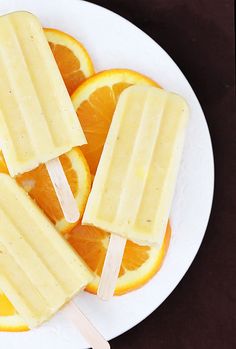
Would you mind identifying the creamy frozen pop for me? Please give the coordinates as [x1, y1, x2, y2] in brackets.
[0, 11, 87, 222]
[83, 86, 189, 300]
[83, 85, 189, 247]
[0, 174, 93, 328]
[0, 11, 86, 177]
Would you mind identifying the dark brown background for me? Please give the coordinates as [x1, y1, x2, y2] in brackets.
[89, 0, 235, 348]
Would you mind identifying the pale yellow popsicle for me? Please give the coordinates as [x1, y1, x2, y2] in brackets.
[0, 11, 86, 177]
[0, 174, 93, 328]
[83, 86, 189, 247]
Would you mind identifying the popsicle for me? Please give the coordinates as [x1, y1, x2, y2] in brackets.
[0, 11, 86, 223]
[83, 86, 189, 300]
[0, 174, 109, 348]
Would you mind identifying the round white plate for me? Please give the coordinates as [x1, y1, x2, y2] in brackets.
[0, 0, 214, 348]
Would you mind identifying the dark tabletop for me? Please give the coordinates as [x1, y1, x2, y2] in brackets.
[89, 1, 235, 348]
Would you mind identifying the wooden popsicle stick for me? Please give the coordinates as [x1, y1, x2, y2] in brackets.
[64, 301, 110, 349]
[98, 235, 127, 301]
[46, 158, 80, 223]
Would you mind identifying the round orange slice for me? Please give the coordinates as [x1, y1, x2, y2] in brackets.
[69, 68, 169, 295]
[72, 68, 159, 174]
[0, 148, 91, 234]
[0, 291, 28, 332]
[44, 28, 95, 95]
[68, 222, 171, 295]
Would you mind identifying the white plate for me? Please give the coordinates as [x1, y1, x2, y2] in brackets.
[0, 0, 214, 348]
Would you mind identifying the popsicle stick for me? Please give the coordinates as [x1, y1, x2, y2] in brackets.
[46, 158, 80, 223]
[64, 302, 110, 349]
[98, 235, 127, 301]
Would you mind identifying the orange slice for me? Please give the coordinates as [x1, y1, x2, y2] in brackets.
[0, 148, 91, 234]
[72, 68, 159, 174]
[0, 290, 28, 332]
[68, 222, 171, 295]
[69, 68, 170, 295]
[44, 28, 94, 95]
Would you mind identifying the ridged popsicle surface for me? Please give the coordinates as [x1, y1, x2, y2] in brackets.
[83, 86, 189, 247]
[0, 12, 86, 176]
[0, 174, 93, 328]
